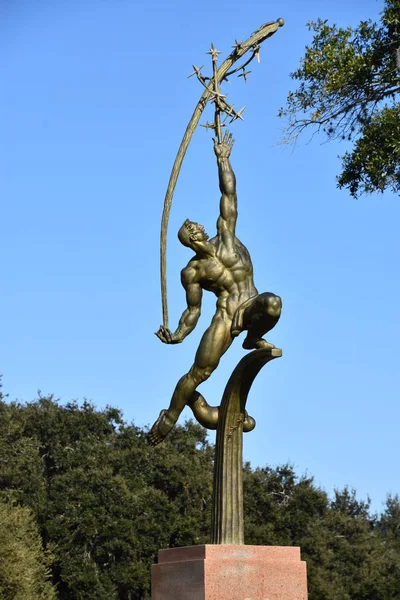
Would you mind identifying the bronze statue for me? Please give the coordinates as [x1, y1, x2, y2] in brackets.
[149, 131, 281, 446]
[149, 19, 285, 544]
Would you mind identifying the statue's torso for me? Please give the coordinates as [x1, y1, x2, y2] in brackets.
[188, 234, 258, 318]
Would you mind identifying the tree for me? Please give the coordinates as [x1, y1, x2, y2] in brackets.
[279, 0, 400, 197]
[377, 495, 400, 598]
[244, 468, 400, 600]
[1, 390, 399, 600]
[0, 395, 214, 599]
[0, 500, 55, 600]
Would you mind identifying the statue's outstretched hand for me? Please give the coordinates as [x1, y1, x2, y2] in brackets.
[213, 130, 234, 159]
[155, 326, 182, 344]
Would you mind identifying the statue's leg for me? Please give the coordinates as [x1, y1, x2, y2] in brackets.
[241, 292, 282, 350]
[188, 390, 256, 432]
[148, 314, 232, 446]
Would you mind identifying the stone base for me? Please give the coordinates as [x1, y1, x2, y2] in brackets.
[152, 545, 308, 600]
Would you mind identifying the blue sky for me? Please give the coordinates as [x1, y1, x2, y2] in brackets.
[1, 0, 398, 513]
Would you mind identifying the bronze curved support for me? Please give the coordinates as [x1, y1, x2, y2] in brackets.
[211, 347, 282, 545]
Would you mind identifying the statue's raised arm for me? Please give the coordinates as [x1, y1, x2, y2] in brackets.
[214, 131, 237, 237]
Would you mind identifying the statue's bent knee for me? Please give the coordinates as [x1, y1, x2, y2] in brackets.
[264, 293, 282, 318]
[191, 365, 214, 385]
[243, 292, 281, 338]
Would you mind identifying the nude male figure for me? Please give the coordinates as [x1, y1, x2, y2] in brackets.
[148, 131, 281, 446]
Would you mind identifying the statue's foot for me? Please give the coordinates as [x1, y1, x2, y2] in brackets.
[243, 412, 256, 432]
[148, 409, 177, 447]
[242, 336, 275, 350]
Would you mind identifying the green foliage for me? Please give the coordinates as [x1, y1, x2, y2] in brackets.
[245, 471, 400, 600]
[0, 500, 55, 600]
[0, 396, 213, 599]
[1, 388, 399, 599]
[279, 0, 400, 197]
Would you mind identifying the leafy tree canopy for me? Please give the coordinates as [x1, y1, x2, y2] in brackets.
[279, 0, 400, 197]
[0, 500, 56, 600]
[1, 388, 400, 600]
[0, 394, 213, 599]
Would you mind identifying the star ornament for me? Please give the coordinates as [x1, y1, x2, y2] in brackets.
[188, 64, 204, 78]
[230, 106, 246, 123]
[238, 68, 251, 82]
[232, 39, 242, 51]
[206, 43, 221, 61]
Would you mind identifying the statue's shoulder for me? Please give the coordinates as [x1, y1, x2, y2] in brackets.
[181, 260, 200, 285]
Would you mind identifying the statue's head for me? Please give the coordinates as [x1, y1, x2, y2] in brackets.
[178, 219, 209, 249]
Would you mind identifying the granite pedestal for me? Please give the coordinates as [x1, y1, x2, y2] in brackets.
[152, 544, 307, 600]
